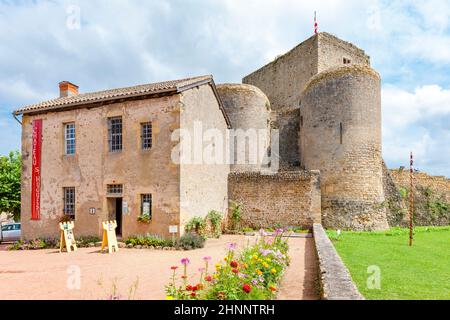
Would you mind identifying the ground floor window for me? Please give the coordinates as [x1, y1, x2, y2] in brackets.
[141, 194, 152, 218]
[63, 187, 76, 218]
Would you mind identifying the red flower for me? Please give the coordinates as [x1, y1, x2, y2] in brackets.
[171, 266, 178, 270]
[190, 292, 197, 298]
[242, 284, 252, 293]
[186, 285, 193, 291]
[232, 268, 239, 274]
[181, 275, 187, 279]
[230, 261, 238, 268]
[192, 285, 199, 292]
[269, 286, 277, 292]
[205, 275, 213, 282]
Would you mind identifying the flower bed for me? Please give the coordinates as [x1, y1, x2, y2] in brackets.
[165, 229, 290, 300]
[7, 236, 100, 250]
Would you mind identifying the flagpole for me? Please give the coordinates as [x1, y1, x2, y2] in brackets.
[314, 11, 318, 35]
[409, 152, 414, 247]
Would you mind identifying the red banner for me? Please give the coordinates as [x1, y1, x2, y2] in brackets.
[31, 119, 42, 220]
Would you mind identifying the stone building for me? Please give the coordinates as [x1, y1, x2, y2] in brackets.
[16, 32, 423, 240]
[14, 76, 230, 239]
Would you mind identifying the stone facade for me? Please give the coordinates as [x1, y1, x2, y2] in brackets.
[216, 84, 271, 173]
[384, 168, 450, 226]
[19, 82, 229, 240]
[228, 171, 321, 229]
[301, 66, 388, 230]
[243, 32, 370, 169]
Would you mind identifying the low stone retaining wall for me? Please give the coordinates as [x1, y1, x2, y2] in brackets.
[313, 223, 364, 300]
[228, 170, 321, 229]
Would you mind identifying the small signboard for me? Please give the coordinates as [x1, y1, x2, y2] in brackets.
[123, 201, 129, 215]
[169, 225, 178, 234]
[101, 220, 119, 254]
[59, 221, 77, 253]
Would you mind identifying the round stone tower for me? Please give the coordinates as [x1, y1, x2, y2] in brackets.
[300, 65, 388, 230]
[216, 84, 271, 172]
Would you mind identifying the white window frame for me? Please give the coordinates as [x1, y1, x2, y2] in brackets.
[64, 123, 76, 155]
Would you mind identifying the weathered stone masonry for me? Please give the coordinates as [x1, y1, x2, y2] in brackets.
[228, 171, 321, 229]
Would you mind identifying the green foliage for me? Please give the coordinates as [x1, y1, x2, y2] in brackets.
[329, 227, 450, 300]
[126, 235, 172, 247]
[77, 236, 100, 247]
[165, 231, 290, 300]
[185, 216, 206, 234]
[229, 201, 242, 231]
[398, 186, 408, 199]
[205, 210, 223, 238]
[177, 232, 206, 250]
[0, 151, 21, 221]
[137, 215, 151, 223]
[8, 237, 58, 250]
[8, 235, 100, 250]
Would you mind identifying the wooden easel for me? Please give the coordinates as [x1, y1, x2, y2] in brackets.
[59, 222, 78, 253]
[101, 220, 119, 254]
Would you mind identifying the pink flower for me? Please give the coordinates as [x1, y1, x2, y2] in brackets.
[203, 256, 212, 262]
[227, 243, 237, 251]
[198, 267, 206, 273]
[181, 258, 190, 265]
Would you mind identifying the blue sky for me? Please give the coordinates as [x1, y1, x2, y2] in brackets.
[0, 0, 449, 177]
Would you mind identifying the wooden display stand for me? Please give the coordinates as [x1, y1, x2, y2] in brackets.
[101, 220, 119, 254]
[59, 222, 78, 253]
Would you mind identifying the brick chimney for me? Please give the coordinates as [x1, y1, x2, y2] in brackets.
[59, 81, 79, 98]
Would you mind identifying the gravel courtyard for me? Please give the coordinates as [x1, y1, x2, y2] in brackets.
[0, 235, 318, 300]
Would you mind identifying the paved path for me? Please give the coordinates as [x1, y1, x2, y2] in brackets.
[0, 235, 318, 300]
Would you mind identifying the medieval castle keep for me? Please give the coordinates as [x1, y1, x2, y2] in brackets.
[222, 32, 388, 231]
[19, 32, 446, 240]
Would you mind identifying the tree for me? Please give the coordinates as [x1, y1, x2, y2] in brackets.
[0, 151, 21, 221]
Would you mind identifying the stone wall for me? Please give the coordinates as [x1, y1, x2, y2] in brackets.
[301, 65, 388, 231]
[180, 85, 230, 232]
[384, 168, 450, 226]
[21, 94, 182, 240]
[216, 84, 271, 173]
[313, 224, 364, 300]
[243, 32, 371, 169]
[228, 171, 321, 229]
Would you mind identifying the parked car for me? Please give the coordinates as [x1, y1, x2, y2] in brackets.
[0, 223, 21, 242]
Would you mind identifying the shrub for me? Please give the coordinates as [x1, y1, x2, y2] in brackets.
[125, 235, 171, 248]
[229, 201, 242, 231]
[177, 232, 205, 250]
[205, 210, 223, 238]
[8, 237, 59, 250]
[185, 217, 206, 235]
[77, 236, 100, 248]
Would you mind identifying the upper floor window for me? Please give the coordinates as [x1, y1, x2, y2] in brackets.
[343, 57, 352, 65]
[63, 187, 76, 218]
[65, 123, 76, 155]
[108, 117, 122, 152]
[141, 122, 153, 150]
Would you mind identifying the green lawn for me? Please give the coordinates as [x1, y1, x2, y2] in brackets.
[327, 227, 450, 300]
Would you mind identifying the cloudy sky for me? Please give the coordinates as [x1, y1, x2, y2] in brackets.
[0, 0, 449, 176]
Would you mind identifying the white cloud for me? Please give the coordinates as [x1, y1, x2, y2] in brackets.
[0, 0, 449, 177]
[382, 84, 450, 177]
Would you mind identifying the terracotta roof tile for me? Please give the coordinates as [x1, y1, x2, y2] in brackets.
[14, 75, 212, 115]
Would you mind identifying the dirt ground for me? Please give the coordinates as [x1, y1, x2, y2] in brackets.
[0, 235, 318, 300]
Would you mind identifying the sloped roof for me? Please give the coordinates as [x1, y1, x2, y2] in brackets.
[13, 75, 213, 115]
